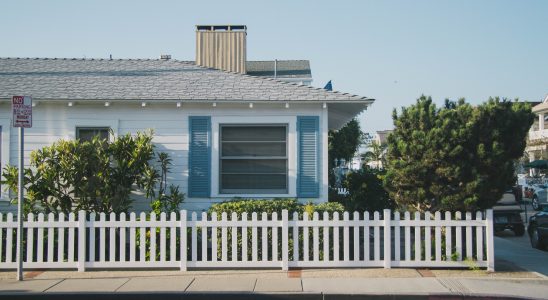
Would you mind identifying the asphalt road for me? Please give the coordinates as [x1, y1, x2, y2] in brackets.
[494, 199, 548, 276]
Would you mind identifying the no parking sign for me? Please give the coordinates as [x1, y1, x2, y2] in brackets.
[12, 95, 32, 281]
[12, 95, 32, 128]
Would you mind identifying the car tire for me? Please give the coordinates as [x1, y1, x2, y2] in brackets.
[532, 196, 541, 211]
[514, 226, 525, 237]
[530, 225, 545, 249]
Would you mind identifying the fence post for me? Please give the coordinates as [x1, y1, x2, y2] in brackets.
[180, 210, 187, 271]
[77, 211, 86, 272]
[485, 209, 494, 272]
[383, 209, 391, 269]
[281, 210, 289, 271]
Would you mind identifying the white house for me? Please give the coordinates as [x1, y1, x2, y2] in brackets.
[0, 25, 374, 212]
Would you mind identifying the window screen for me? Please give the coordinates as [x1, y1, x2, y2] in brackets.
[220, 125, 288, 194]
[76, 127, 110, 142]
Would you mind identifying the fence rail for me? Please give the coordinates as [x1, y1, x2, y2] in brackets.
[0, 209, 494, 271]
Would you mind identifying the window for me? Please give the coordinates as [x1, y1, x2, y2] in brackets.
[220, 125, 288, 194]
[76, 127, 110, 142]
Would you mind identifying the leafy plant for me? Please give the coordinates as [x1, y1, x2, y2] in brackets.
[361, 140, 387, 169]
[149, 152, 185, 214]
[151, 185, 185, 214]
[1, 130, 184, 215]
[464, 257, 481, 271]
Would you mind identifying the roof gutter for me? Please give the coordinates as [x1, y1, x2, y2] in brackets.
[0, 98, 375, 104]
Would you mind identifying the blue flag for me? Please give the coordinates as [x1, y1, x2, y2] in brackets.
[324, 80, 332, 91]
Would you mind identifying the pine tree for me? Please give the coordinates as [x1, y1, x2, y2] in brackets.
[384, 96, 534, 212]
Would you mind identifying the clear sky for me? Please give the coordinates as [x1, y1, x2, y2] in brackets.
[1, 0, 547, 136]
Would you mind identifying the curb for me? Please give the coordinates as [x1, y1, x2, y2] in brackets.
[0, 293, 538, 300]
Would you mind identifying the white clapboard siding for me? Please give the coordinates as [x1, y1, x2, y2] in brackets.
[0, 102, 327, 213]
[0, 209, 494, 271]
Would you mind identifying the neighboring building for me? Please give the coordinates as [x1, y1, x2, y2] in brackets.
[346, 130, 393, 171]
[246, 60, 312, 86]
[373, 130, 393, 145]
[186, 60, 312, 85]
[525, 95, 548, 164]
[0, 25, 374, 212]
[349, 156, 362, 170]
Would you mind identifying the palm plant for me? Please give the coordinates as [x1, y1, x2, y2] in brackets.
[361, 141, 387, 169]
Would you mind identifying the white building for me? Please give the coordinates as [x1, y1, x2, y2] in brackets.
[525, 95, 548, 162]
[0, 25, 374, 213]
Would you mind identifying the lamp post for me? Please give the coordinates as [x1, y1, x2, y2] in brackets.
[333, 158, 350, 196]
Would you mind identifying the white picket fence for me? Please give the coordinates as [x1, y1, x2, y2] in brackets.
[0, 209, 494, 271]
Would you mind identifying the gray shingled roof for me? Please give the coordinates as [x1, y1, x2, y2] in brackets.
[0, 58, 371, 102]
[246, 60, 311, 79]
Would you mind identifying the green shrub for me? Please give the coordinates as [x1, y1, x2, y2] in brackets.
[343, 167, 394, 212]
[208, 198, 345, 218]
[309, 202, 345, 215]
[207, 198, 345, 261]
[208, 198, 303, 218]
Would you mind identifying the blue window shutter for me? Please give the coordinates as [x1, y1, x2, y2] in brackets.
[188, 116, 211, 197]
[297, 116, 320, 198]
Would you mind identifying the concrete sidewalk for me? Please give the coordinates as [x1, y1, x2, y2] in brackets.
[0, 269, 547, 299]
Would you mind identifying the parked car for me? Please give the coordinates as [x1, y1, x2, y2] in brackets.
[528, 206, 548, 250]
[525, 184, 548, 211]
[493, 190, 525, 236]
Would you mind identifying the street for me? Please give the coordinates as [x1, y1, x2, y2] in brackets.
[494, 199, 548, 276]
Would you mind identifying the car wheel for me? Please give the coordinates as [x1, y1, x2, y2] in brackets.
[530, 226, 545, 249]
[514, 226, 525, 237]
[532, 196, 540, 211]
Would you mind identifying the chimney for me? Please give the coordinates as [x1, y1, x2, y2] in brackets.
[196, 25, 247, 74]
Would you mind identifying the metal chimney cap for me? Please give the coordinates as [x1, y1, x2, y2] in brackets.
[196, 25, 246, 32]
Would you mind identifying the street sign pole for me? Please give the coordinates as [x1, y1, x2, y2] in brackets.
[16, 127, 24, 281]
[12, 95, 32, 281]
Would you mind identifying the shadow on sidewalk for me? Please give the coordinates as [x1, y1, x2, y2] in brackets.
[495, 259, 529, 272]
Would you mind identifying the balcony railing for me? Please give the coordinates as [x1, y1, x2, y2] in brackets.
[528, 129, 548, 141]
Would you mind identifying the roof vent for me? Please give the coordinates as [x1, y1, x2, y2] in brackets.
[160, 54, 171, 60]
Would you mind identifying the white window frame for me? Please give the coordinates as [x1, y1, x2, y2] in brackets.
[76, 126, 111, 141]
[211, 116, 297, 198]
[67, 119, 119, 142]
